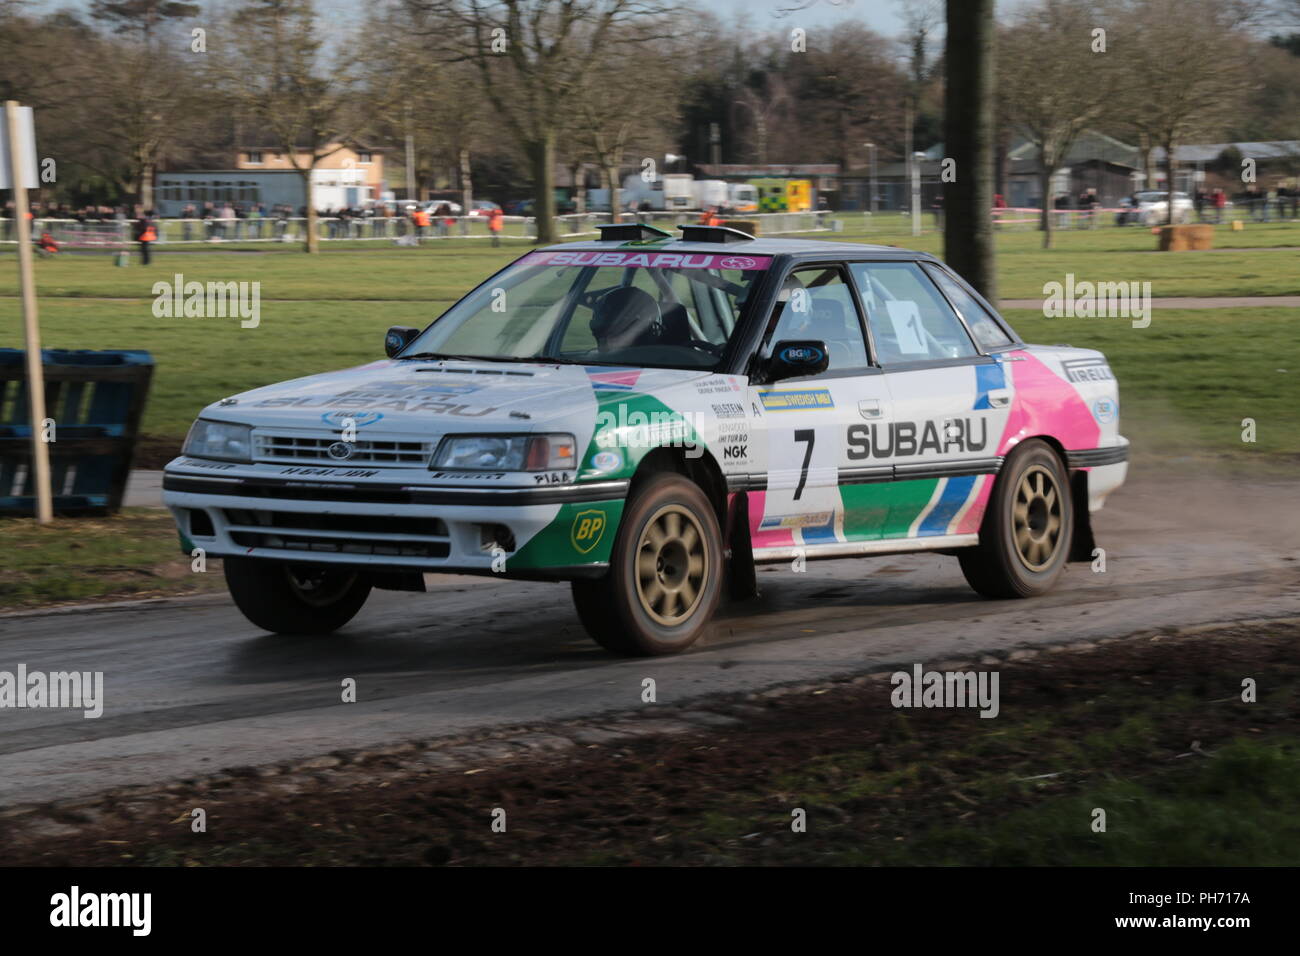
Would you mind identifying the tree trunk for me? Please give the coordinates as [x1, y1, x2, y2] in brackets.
[139, 162, 155, 213]
[571, 162, 586, 215]
[604, 164, 621, 223]
[1164, 138, 1176, 225]
[1039, 168, 1054, 249]
[459, 147, 473, 216]
[527, 134, 557, 244]
[943, 0, 997, 302]
[302, 169, 318, 254]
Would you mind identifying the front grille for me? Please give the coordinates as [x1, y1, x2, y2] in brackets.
[223, 508, 450, 558]
[254, 433, 432, 466]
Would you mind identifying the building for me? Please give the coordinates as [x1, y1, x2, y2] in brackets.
[154, 140, 388, 216]
[840, 131, 1143, 211]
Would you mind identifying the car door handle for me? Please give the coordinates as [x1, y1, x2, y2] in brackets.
[988, 389, 1011, 408]
[858, 399, 883, 419]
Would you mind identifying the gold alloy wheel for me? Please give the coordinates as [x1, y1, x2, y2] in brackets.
[635, 504, 709, 626]
[1012, 464, 1063, 571]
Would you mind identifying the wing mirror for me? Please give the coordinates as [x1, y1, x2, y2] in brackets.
[385, 326, 419, 358]
[764, 340, 829, 383]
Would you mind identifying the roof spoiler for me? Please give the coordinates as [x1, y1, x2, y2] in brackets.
[677, 224, 756, 243]
[595, 222, 673, 242]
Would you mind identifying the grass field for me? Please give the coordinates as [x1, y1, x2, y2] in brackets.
[2, 220, 1296, 464]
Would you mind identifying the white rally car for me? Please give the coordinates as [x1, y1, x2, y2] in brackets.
[164, 223, 1128, 655]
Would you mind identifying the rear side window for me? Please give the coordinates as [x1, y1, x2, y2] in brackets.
[924, 265, 1014, 350]
[849, 261, 977, 364]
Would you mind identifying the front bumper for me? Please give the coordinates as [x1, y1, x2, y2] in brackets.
[163, 462, 628, 575]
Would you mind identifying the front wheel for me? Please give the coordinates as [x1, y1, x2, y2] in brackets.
[572, 473, 723, 656]
[958, 439, 1073, 599]
[224, 558, 372, 634]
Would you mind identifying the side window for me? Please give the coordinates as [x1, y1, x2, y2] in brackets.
[849, 261, 978, 364]
[764, 267, 869, 372]
[925, 264, 1014, 350]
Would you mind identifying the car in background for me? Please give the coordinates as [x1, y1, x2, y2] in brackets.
[420, 199, 463, 216]
[1115, 190, 1193, 226]
[467, 200, 502, 217]
[164, 223, 1128, 656]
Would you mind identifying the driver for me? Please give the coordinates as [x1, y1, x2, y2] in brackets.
[590, 286, 662, 352]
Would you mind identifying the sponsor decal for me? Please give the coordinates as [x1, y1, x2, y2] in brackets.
[586, 367, 642, 391]
[711, 401, 746, 419]
[760, 512, 834, 530]
[571, 509, 607, 554]
[759, 389, 834, 411]
[428, 471, 507, 481]
[847, 418, 989, 459]
[1062, 357, 1115, 384]
[778, 343, 826, 366]
[175, 457, 237, 470]
[533, 471, 573, 485]
[590, 450, 623, 472]
[322, 410, 384, 429]
[278, 466, 379, 478]
[524, 251, 773, 271]
[1091, 396, 1118, 424]
[723, 444, 748, 460]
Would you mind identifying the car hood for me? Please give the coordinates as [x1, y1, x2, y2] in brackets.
[197, 358, 715, 434]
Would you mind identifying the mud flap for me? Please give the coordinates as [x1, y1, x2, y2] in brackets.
[726, 491, 758, 600]
[1068, 471, 1096, 563]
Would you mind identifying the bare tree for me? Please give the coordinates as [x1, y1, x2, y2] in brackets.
[999, 0, 1123, 248]
[217, 0, 393, 252]
[566, 21, 679, 220]
[1117, 0, 1253, 223]
[943, 0, 996, 301]
[407, 0, 677, 244]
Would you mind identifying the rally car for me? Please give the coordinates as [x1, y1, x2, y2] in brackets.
[163, 223, 1128, 655]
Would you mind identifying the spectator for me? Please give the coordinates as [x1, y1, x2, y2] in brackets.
[1212, 187, 1226, 224]
[133, 208, 158, 265]
[180, 203, 196, 241]
[489, 205, 504, 246]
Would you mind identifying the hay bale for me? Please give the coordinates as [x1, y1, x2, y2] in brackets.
[1158, 224, 1214, 251]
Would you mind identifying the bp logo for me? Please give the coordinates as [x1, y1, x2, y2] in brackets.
[571, 509, 607, 554]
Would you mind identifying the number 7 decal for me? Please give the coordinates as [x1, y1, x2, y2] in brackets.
[793, 429, 815, 500]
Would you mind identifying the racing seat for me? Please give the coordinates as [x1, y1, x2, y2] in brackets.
[803, 298, 867, 369]
[657, 302, 693, 347]
[589, 286, 662, 352]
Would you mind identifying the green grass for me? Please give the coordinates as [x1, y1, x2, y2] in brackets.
[0, 508, 222, 608]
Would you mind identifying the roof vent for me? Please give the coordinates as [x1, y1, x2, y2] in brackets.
[677, 224, 756, 243]
[595, 223, 673, 242]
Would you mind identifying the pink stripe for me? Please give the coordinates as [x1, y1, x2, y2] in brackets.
[746, 491, 795, 548]
[955, 474, 992, 534]
[997, 351, 1100, 456]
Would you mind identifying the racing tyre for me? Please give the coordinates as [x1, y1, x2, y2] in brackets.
[224, 558, 372, 634]
[571, 473, 722, 656]
[958, 439, 1073, 599]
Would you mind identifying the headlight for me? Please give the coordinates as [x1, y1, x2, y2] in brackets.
[183, 419, 253, 462]
[431, 433, 576, 472]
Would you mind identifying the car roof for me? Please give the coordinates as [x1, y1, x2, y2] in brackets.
[540, 236, 938, 261]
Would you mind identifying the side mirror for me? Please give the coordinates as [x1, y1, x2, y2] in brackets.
[765, 340, 829, 382]
[385, 326, 419, 358]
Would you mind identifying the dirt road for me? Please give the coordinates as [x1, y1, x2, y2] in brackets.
[2, 467, 1297, 810]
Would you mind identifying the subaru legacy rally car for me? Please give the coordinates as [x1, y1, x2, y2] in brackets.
[164, 223, 1128, 655]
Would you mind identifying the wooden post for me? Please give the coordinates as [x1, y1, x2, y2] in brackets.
[4, 100, 52, 523]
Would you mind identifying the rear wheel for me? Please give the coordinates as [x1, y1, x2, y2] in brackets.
[224, 558, 372, 634]
[959, 439, 1073, 599]
[571, 473, 722, 655]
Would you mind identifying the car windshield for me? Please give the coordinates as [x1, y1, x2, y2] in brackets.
[400, 248, 773, 370]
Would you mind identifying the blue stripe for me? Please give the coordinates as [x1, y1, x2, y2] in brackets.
[801, 510, 839, 543]
[918, 475, 976, 536]
[973, 363, 1005, 410]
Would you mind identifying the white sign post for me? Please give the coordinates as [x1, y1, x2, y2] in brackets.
[2, 100, 52, 523]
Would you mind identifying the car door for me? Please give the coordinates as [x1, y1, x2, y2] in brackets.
[847, 260, 1015, 541]
[747, 263, 894, 552]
